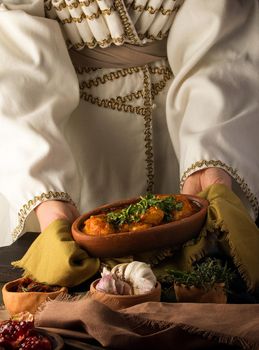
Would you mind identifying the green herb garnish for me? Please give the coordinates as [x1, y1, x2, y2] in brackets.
[162, 258, 236, 292]
[106, 193, 183, 228]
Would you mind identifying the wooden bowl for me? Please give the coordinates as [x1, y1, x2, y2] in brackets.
[2, 278, 68, 316]
[72, 194, 208, 258]
[174, 282, 227, 303]
[89, 279, 161, 310]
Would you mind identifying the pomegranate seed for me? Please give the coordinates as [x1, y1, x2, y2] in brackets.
[0, 320, 33, 342]
[19, 334, 52, 350]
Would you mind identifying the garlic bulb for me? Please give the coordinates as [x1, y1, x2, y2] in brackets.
[96, 267, 132, 295]
[111, 261, 157, 295]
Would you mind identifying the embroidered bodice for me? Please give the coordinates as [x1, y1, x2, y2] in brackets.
[44, 0, 183, 49]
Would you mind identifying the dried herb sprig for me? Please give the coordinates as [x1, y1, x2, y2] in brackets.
[106, 193, 183, 228]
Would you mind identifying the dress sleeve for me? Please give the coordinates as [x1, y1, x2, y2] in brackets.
[0, 1, 80, 246]
[166, 0, 259, 219]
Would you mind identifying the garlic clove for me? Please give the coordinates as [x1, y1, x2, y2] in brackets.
[96, 273, 119, 294]
[111, 263, 129, 280]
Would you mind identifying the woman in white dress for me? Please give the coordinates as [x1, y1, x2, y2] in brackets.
[0, 0, 258, 248]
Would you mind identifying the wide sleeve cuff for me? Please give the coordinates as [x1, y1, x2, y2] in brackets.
[0, 7, 80, 246]
[166, 0, 259, 219]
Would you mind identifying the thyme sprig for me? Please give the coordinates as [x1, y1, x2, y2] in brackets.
[106, 193, 183, 228]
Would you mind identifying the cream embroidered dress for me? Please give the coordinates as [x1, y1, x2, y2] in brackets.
[0, 0, 259, 247]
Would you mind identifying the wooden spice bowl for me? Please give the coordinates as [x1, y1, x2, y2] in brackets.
[2, 278, 67, 316]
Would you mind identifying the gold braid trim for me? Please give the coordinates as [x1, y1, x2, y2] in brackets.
[61, 12, 96, 23]
[78, 67, 140, 87]
[12, 191, 76, 241]
[131, 4, 173, 16]
[131, 1, 181, 16]
[138, 32, 168, 41]
[141, 65, 154, 193]
[114, 0, 140, 44]
[148, 65, 172, 75]
[180, 160, 259, 217]
[78, 65, 172, 112]
[67, 0, 95, 8]
[72, 40, 96, 49]
[80, 92, 147, 115]
[76, 67, 99, 73]
[68, 35, 126, 50]
[79, 65, 154, 192]
[150, 66, 173, 99]
[53, 0, 66, 11]
[66, 1, 80, 9]
[76, 66, 140, 75]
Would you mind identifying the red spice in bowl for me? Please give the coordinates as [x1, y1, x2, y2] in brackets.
[2, 278, 67, 316]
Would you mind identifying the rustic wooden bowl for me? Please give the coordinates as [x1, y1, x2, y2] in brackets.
[89, 279, 161, 310]
[174, 282, 227, 303]
[2, 278, 68, 316]
[72, 194, 208, 258]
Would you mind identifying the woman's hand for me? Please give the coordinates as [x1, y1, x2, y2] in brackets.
[182, 167, 232, 195]
[35, 200, 80, 232]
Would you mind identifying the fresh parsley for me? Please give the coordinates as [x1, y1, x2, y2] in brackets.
[106, 193, 183, 228]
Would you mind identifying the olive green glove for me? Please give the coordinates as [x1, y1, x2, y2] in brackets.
[12, 219, 100, 287]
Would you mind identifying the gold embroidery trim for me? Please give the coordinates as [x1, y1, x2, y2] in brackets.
[138, 32, 168, 41]
[67, 0, 96, 9]
[141, 6, 160, 15]
[69, 35, 126, 50]
[78, 65, 172, 108]
[78, 67, 141, 86]
[72, 40, 96, 49]
[46, 0, 182, 49]
[12, 191, 76, 241]
[77, 66, 171, 84]
[150, 66, 173, 99]
[141, 65, 154, 193]
[78, 65, 155, 192]
[76, 67, 99, 73]
[148, 66, 172, 75]
[114, 0, 140, 44]
[131, 4, 174, 16]
[78, 65, 172, 111]
[61, 12, 95, 23]
[66, 1, 80, 9]
[53, 0, 66, 11]
[61, 8, 114, 21]
[80, 92, 147, 115]
[180, 160, 259, 216]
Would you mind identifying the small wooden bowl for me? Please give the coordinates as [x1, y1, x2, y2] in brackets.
[72, 194, 208, 258]
[89, 279, 161, 310]
[2, 278, 68, 316]
[174, 282, 227, 303]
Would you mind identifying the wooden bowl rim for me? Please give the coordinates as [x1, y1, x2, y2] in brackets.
[90, 279, 161, 299]
[2, 278, 67, 295]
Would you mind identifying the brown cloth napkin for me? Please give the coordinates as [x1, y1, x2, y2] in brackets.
[35, 297, 259, 350]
